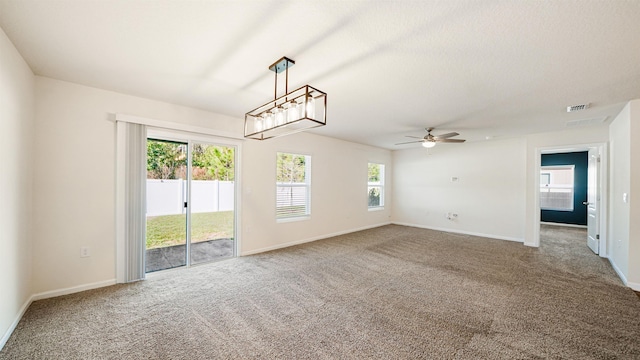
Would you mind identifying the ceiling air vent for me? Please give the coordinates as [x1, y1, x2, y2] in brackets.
[567, 103, 590, 112]
[566, 116, 608, 127]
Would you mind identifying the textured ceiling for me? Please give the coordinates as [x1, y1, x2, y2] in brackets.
[1, 0, 639, 149]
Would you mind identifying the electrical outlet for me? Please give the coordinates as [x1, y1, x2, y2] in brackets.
[445, 213, 459, 220]
[80, 247, 90, 258]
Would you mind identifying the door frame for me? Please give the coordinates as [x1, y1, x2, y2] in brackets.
[531, 142, 608, 257]
[147, 127, 243, 266]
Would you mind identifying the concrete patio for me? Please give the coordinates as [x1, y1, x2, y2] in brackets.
[145, 239, 234, 273]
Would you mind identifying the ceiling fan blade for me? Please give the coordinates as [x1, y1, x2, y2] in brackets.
[395, 140, 424, 145]
[405, 135, 423, 139]
[433, 132, 459, 139]
[436, 138, 466, 143]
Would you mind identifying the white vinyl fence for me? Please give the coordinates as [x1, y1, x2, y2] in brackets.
[146, 179, 234, 216]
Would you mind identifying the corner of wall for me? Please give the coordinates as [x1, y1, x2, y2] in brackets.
[0, 25, 36, 350]
[626, 99, 640, 286]
[607, 102, 631, 283]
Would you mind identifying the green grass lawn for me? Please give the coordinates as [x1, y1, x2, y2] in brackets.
[146, 211, 234, 249]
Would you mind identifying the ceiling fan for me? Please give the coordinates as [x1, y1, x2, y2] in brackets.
[395, 128, 466, 148]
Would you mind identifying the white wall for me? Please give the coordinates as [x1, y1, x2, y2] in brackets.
[609, 104, 630, 278]
[0, 27, 34, 345]
[32, 76, 391, 293]
[392, 138, 527, 241]
[629, 101, 640, 288]
[608, 99, 640, 289]
[241, 133, 392, 254]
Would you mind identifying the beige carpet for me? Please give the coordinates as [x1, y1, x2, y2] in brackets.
[1, 224, 639, 359]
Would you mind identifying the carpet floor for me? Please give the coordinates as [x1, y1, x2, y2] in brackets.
[1, 224, 639, 359]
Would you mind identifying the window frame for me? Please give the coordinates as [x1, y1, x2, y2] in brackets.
[368, 162, 385, 210]
[276, 152, 311, 222]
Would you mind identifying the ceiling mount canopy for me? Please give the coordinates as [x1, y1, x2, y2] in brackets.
[244, 56, 327, 140]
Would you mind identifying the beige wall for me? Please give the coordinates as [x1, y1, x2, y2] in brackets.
[392, 137, 527, 241]
[242, 133, 391, 255]
[392, 125, 610, 248]
[33, 77, 241, 294]
[32, 76, 391, 294]
[0, 28, 34, 345]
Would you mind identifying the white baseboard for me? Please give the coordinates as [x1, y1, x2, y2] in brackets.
[240, 222, 391, 256]
[627, 281, 640, 292]
[540, 222, 587, 229]
[31, 279, 117, 301]
[608, 257, 628, 286]
[1, 294, 34, 351]
[1, 279, 117, 351]
[608, 258, 640, 291]
[392, 222, 524, 243]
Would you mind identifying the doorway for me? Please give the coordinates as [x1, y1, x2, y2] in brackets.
[534, 144, 607, 257]
[540, 152, 588, 226]
[145, 137, 237, 273]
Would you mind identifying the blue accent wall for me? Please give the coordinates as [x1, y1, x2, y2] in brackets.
[541, 151, 588, 225]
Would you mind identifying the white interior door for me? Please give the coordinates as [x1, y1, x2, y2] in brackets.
[586, 148, 599, 254]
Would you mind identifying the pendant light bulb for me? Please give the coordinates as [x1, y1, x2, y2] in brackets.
[306, 95, 316, 119]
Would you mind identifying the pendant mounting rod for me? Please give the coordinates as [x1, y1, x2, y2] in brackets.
[270, 57, 295, 101]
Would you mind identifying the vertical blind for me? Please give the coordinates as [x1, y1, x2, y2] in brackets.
[116, 121, 147, 283]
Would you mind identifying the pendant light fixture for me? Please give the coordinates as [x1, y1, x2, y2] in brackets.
[245, 56, 327, 140]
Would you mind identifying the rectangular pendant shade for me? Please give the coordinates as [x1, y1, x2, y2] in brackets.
[244, 85, 327, 140]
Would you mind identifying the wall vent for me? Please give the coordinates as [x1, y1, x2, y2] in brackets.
[566, 103, 590, 112]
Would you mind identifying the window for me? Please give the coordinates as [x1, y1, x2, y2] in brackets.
[368, 163, 384, 209]
[276, 152, 311, 219]
[540, 165, 574, 211]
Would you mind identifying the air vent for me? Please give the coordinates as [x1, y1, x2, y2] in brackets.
[566, 116, 608, 127]
[567, 103, 590, 112]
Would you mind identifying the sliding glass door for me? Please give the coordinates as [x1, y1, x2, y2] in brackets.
[145, 137, 236, 273]
[145, 139, 188, 272]
[189, 143, 235, 265]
